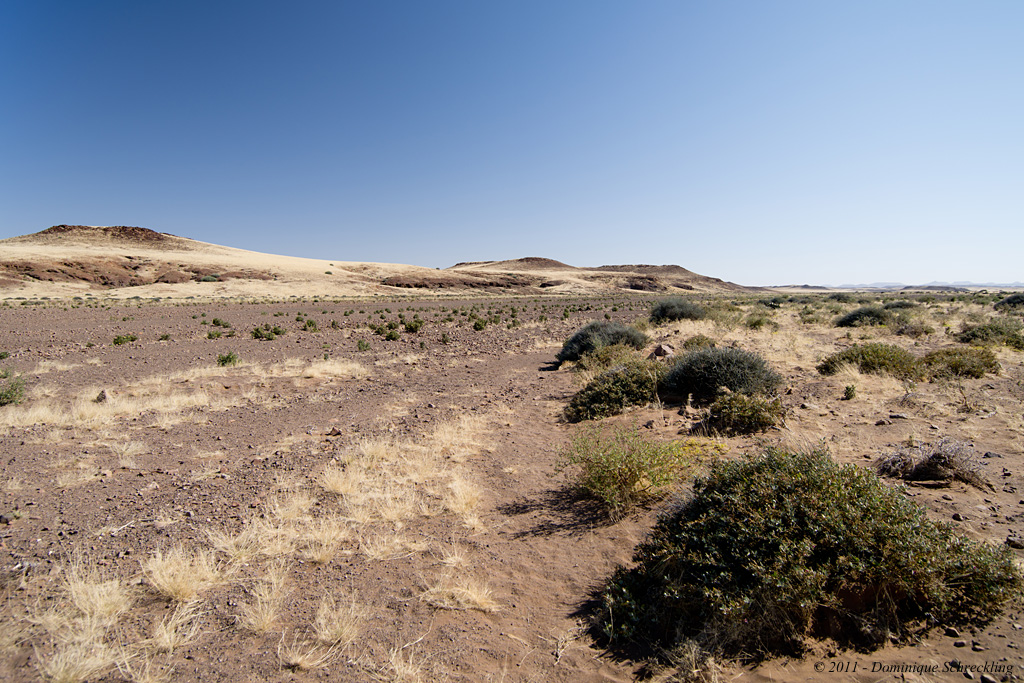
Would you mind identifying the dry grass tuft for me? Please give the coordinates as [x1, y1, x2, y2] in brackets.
[267, 491, 316, 521]
[237, 563, 289, 633]
[301, 358, 368, 379]
[142, 546, 227, 602]
[148, 600, 204, 653]
[359, 534, 429, 561]
[63, 560, 134, 625]
[36, 640, 117, 683]
[301, 517, 351, 564]
[421, 575, 500, 613]
[313, 593, 367, 646]
[278, 634, 337, 671]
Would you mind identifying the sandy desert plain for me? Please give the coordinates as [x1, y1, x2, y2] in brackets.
[1, 226, 1023, 683]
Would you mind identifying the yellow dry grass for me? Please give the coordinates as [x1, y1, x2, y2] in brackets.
[146, 600, 204, 653]
[420, 575, 500, 612]
[237, 563, 289, 633]
[313, 593, 366, 646]
[142, 546, 228, 602]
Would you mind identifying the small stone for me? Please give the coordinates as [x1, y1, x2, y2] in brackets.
[972, 643, 987, 652]
[962, 672, 973, 680]
[945, 626, 961, 637]
[943, 495, 954, 501]
[0, 514, 9, 525]
[1006, 537, 1024, 549]
[954, 639, 968, 647]
[889, 412, 909, 419]
[876, 418, 892, 426]
[978, 675, 998, 683]
[952, 513, 966, 522]
[94, 389, 107, 403]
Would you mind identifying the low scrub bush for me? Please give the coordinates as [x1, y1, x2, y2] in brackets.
[957, 318, 1024, 350]
[217, 351, 240, 367]
[922, 347, 999, 379]
[112, 334, 138, 345]
[252, 324, 286, 341]
[556, 321, 648, 364]
[705, 392, 784, 435]
[0, 369, 26, 406]
[558, 425, 720, 519]
[564, 359, 666, 422]
[891, 315, 934, 338]
[883, 300, 917, 310]
[834, 306, 891, 327]
[650, 298, 706, 324]
[599, 447, 1020, 659]
[571, 343, 639, 380]
[817, 343, 923, 380]
[994, 293, 1024, 310]
[681, 334, 715, 351]
[663, 347, 781, 405]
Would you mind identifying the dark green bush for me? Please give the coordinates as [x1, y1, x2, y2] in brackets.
[650, 298, 706, 324]
[112, 334, 138, 345]
[556, 321, 648, 364]
[817, 343, 923, 380]
[0, 369, 26, 406]
[922, 347, 1000, 378]
[883, 300, 917, 310]
[994, 293, 1024, 310]
[663, 347, 781, 405]
[834, 306, 891, 327]
[403, 318, 424, 333]
[957, 318, 1024, 350]
[216, 351, 239, 367]
[598, 448, 1020, 658]
[705, 393, 784, 435]
[251, 324, 285, 341]
[206, 330, 222, 340]
[565, 360, 666, 422]
[681, 334, 715, 351]
[891, 315, 934, 338]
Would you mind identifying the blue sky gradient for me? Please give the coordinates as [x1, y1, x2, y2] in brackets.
[2, 1, 1022, 286]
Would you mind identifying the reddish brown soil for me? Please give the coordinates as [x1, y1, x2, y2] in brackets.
[0, 295, 1022, 682]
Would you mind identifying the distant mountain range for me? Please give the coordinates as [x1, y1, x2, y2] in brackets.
[837, 281, 1024, 289]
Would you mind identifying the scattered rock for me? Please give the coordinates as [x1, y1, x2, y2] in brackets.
[1005, 536, 1024, 549]
[954, 640, 968, 647]
[94, 389, 107, 403]
[889, 413, 909, 419]
[979, 674, 998, 683]
[945, 626, 961, 637]
[952, 513, 966, 522]
[984, 451, 1003, 459]
[651, 343, 675, 358]
[875, 418, 892, 426]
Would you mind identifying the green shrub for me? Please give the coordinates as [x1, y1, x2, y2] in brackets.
[0, 369, 26, 406]
[834, 306, 891, 327]
[843, 384, 856, 400]
[558, 425, 718, 519]
[598, 448, 1020, 658]
[357, 340, 371, 352]
[207, 330, 222, 339]
[650, 298, 706, 324]
[705, 393, 784, 435]
[922, 347, 1000, 379]
[571, 343, 639, 378]
[817, 343, 923, 379]
[957, 318, 1024, 349]
[199, 274, 219, 282]
[743, 313, 776, 331]
[473, 319, 487, 331]
[891, 315, 934, 338]
[663, 347, 781, 405]
[158, 333, 171, 341]
[303, 319, 319, 332]
[216, 351, 239, 367]
[403, 318, 424, 333]
[556, 321, 648, 364]
[251, 324, 284, 341]
[384, 330, 400, 341]
[564, 360, 666, 423]
[681, 334, 715, 351]
[994, 293, 1024, 310]
[883, 300, 917, 310]
[112, 334, 138, 345]
[0, 351, 9, 360]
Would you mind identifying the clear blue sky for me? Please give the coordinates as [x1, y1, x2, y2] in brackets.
[2, 1, 1022, 286]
